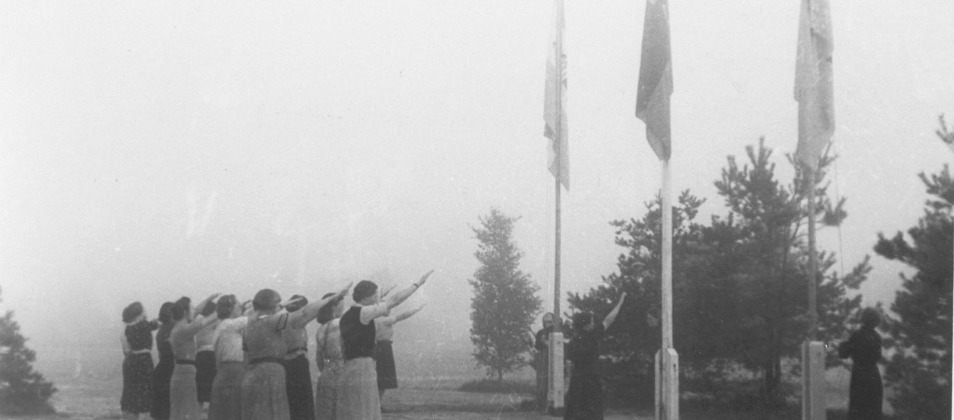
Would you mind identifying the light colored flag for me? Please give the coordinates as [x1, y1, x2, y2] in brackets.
[795, 0, 834, 168]
[544, 0, 569, 190]
[635, 0, 673, 161]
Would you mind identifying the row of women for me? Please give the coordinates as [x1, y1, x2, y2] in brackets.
[118, 270, 433, 420]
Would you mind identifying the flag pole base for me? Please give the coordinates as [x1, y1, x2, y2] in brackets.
[655, 348, 679, 420]
[548, 332, 565, 411]
[802, 341, 827, 420]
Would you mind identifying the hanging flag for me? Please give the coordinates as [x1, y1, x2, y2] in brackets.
[795, 0, 834, 168]
[635, 0, 673, 161]
[544, 0, 569, 190]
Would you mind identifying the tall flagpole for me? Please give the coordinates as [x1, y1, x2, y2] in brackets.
[661, 159, 672, 351]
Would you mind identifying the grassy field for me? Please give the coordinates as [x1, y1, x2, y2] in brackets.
[20, 344, 891, 420]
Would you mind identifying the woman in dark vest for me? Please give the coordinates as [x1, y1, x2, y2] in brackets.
[194, 301, 218, 410]
[337, 270, 433, 420]
[564, 292, 626, 420]
[151, 302, 176, 420]
[838, 307, 884, 420]
[241, 285, 350, 420]
[120, 302, 160, 420]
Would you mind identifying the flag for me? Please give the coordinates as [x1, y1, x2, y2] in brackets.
[544, 0, 569, 190]
[795, 0, 834, 169]
[635, 0, 673, 161]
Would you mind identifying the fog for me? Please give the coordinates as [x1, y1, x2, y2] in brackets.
[1, 0, 951, 371]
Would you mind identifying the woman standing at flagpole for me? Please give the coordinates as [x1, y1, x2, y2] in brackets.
[563, 293, 626, 420]
[337, 270, 434, 420]
[242, 285, 350, 420]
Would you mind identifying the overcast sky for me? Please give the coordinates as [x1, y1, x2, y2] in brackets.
[1, 1, 952, 349]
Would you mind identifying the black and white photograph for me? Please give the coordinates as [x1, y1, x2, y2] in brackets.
[1, 1, 951, 419]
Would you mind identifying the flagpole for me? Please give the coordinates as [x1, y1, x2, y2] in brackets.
[548, 0, 566, 412]
[806, 166, 817, 339]
[661, 159, 672, 350]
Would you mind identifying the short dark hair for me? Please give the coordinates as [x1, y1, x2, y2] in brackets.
[253, 289, 281, 312]
[316, 292, 343, 325]
[352, 280, 378, 302]
[200, 297, 218, 317]
[285, 295, 308, 313]
[171, 297, 191, 321]
[216, 295, 237, 319]
[158, 302, 175, 324]
[861, 307, 881, 328]
[122, 302, 144, 323]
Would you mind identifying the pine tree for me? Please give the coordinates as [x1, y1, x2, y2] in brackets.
[874, 117, 953, 419]
[0, 286, 57, 415]
[469, 208, 542, 382]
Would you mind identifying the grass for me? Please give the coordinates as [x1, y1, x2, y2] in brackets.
[458, 378, 536, 396]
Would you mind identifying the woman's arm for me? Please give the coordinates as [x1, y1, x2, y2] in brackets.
[120, 332, 130, 358]
[180, 313, 220, 335]
[603, 292, 627, 331]
[193, 293, 221, 315]
[287, 283, 352, 329]
[395, 303, 426, 323]
[385, 271, 433, 310]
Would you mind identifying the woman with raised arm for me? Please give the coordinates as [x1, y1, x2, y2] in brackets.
[120, 302, 160, 420]
[242, 284, 351, 420]
[151, 302, 176, 420]
[375, 303, 426, 404]
[314, 292, 347, 420]
[168, 294, 221, 420]
[337, 270, 434, 420]
[194, 302, 218, 411]
[208, 295, 247, 420]
[532, 313, 554, 413]
[283, 295, 315, 420]
[563, 292, 626, 420]
[837, 307, 884, 420]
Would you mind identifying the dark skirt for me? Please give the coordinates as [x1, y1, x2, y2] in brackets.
[564, 372, 603, 420]
[209, 361, 245, 420]
[151, 356, 174, 419]
[121, 353, 155, 414]
[195, 350, 217, 404]
[374, 341, 397, 390]
[284, 354, 315, 420]
[848, 363, 883, 420]
[534, 350, 549, 410]
[242, 361, 289, 420]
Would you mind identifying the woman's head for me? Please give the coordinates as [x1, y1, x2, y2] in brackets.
[572, 312, 595, 332]
[316, 292, 345, 325]
[200, 297, 218, 317]
[285, 295, 308, 313]
[352, 280, 378, 304]
[171, 297, 192, 321]
[252, 289, 281, 313]
[861, 307, 881, 329]
[216, 295, 238, 319]
[542, 312, 554, 328]
[122, 302, 144, 323]
[158, 302, 174, 324]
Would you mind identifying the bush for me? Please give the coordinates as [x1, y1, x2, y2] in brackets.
[458, 378, 535, 395]
[0, 287, 57, 416]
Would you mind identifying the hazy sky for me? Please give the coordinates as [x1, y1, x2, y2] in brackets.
[1, 1, 952, 349]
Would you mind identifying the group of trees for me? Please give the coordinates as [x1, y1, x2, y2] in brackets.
[0, 286, 57, 416]
[467, 118, 952, 417]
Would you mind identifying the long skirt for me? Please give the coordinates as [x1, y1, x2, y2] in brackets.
[151, 356, 174, 419]
[121, 353, 155, 414]
[337, 357, 381, 420]
[534, 350, 549, 411]
[208, 361, 245, 420]
[314, 360, 344, 420]
[563, 371, 603, 420]
[374, 341, 398, 390]
[170, 364, 202, 420]
[242, 361, 289, 420]
[284, 355, 315, 420]
[195, 350, 217, 404]
[848, 363, 883, 420]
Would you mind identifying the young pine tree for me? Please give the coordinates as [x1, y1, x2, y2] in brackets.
[0, 286, 57, 415]
[469, 208, 542, 382]
[874, 117, 953, 419]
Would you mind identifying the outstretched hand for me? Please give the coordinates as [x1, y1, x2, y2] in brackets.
[416, 270, 434, 287]
[337, 282, 353, 298]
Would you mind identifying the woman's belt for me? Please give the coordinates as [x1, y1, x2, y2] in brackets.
[175, 359, 196, 365]
[129, 349, 151, 355]
[248, 356, 284, 366]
